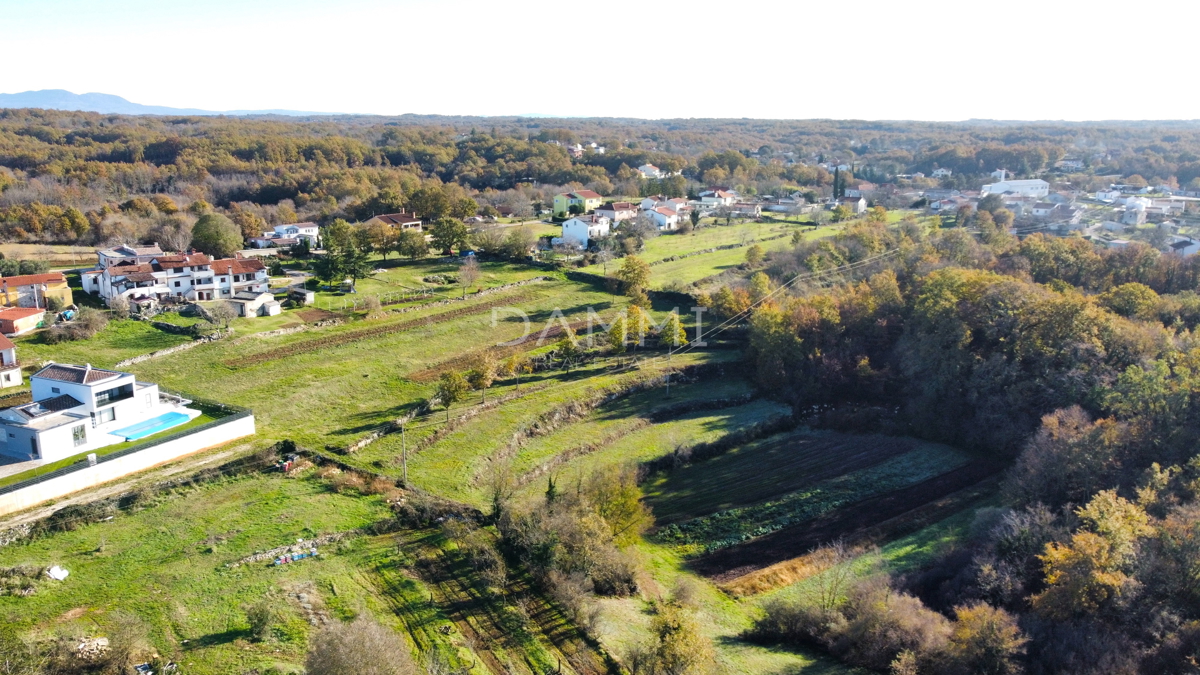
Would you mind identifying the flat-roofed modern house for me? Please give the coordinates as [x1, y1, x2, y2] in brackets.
[95, 244, 164, 269]
[981, 179, 1050, 198]
[0, 363, 201, 463]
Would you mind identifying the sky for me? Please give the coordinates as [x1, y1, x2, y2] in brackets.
[2, 0, 1199, 121]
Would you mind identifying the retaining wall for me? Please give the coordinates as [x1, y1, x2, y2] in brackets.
[0, 414, 256, 517]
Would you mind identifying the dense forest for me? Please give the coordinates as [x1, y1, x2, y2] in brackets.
[2, 108, 1200, 246]
[700, 213, 1200, 673]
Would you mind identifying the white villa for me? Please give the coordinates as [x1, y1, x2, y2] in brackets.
[637, 164, 665, 179]
[561, 215, 611, 249]
[981, 178, 1050, 198]
[81, 251, 269, 304]
[0, 363, 201, 463]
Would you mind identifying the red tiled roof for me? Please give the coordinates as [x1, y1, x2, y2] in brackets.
[211, 258, 266, 275]
[0, 335, 15, 351]
[0, 307, 45, 321]
[654, 207, 676, 216]
[155, 253, 211, 269]
[573, 190, 602, 199]
[0, 273, 66, 287]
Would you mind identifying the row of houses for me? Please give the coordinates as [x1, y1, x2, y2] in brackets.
[556, 187, 762, 247]
[81, 244, 272, 309]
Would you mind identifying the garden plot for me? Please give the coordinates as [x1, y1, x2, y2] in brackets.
[654, 442, 973, 557]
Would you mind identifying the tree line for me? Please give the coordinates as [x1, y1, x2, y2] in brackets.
[707, 219, 1200, 673]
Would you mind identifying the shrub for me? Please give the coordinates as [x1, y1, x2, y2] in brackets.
[364, 476, 399, 497]
[305, 616, 417, 675]
[944, 602, 1028, 675]
[44, 307, 108, 343]
[245, 599, 279, 642]
[330, 471, 366, 494]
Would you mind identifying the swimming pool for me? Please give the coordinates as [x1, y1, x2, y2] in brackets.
[111, 411, 192, 441]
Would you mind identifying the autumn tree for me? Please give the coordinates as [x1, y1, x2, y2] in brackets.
[945, 603, 1028, 675]
[630, 602, 716, 675]
[437, 371, 469, 413]
[608, 314, 628, 353]
[745, 243, 764, 265]
[616, 255, 651, 297]
[467, 351, 497, 402]
[659, 312, 688, 348]
[627, 305, 651, 348]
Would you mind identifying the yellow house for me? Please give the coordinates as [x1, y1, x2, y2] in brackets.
[552, 190, 604, 217]
[0, 272, 73, 309]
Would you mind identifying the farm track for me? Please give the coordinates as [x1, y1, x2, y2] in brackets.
[223, 291, 537, 368]
[691, 459, 1004, 583]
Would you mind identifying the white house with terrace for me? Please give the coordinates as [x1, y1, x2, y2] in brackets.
[82, 251, 269, 304]
[0, 363, 201, 463]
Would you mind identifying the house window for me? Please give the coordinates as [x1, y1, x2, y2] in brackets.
[174, 281, 181, 288]
[98, 407, 116, 424]
[51, 387, 60, 394]
[72, 424, 86, 447]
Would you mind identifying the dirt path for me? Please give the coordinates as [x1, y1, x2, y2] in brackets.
[690, 459, 1003, 582]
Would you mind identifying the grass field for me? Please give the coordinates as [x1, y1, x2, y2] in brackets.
[0, 471, 400, 674]
[0, 256, 989, 675]
[0, 243, 94, 269]
[578, 221, 838, 288]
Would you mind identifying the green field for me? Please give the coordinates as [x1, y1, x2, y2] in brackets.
[0, 258, 985, 675]
[579, 221, 838, 288]
[0, 472, 397, 674]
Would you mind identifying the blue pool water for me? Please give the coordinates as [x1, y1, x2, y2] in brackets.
[112, 411, 191, 441]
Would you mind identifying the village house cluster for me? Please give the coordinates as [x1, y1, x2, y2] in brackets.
[554, 187, 764, 248]
[79, 244, 279, 316]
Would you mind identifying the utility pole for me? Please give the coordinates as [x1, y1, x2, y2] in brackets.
[665, 347, 672, 397]
[401, 424, 407, 487]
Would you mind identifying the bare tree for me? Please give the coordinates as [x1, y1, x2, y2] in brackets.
[459, 256, 481, 298]
[306, 617, 417, 675]
[108, 294, 131, 320]
[208, 300, 237, 329]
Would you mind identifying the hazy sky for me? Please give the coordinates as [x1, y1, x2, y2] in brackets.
[3, 0, 1198, 120]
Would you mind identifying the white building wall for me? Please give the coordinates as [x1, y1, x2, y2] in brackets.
[0, 414, 256, 517]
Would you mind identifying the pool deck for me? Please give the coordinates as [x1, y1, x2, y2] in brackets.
[0, 455, 41, 481]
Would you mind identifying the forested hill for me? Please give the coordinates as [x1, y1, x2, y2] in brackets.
[3, 107, 1200, 245]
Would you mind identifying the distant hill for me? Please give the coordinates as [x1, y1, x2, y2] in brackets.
[0, 89, 339, 117]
